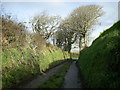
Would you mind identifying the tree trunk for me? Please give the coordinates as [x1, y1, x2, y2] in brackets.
[62, 50, 66, 60]
[53, 38, 55, 45]
[68, 44, 72, 60]
[79, 37, 82, 54]
[84, 34, 88, 48]
[68, 52, 72, 60]
[77, 37, 81, 59]
[82, 33, 87, 48]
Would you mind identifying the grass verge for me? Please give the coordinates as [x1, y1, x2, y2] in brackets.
[39, 61, 72, 88]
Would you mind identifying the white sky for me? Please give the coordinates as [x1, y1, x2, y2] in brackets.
[1, 0, 119, 49]
[1, 0, 120, 2]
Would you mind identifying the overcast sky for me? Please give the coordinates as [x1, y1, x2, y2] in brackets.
[1, 0, 119, 47]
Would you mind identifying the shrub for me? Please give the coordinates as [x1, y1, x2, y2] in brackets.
[2, 16, 70, 88]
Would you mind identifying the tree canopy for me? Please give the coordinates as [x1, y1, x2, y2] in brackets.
[31, 12, 61, 40]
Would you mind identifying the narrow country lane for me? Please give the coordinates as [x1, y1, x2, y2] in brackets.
[62, 60, 82, 88]
[17, 61, 68, 88]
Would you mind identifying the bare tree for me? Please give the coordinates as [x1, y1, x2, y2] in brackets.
[55, 18, 78, 59]
[55, 29, 65, 48]
[69, 5, 104, 50]
[31, 11, 61, 40]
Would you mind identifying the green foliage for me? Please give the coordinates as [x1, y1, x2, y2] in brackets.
[71, 53, 79, 59]
[2, 17, 70, 88]
[2, 46, 69, 88]
[72, 55, 79, 59]
[78, 20, 120, 88]
[39, 61, 72, 88]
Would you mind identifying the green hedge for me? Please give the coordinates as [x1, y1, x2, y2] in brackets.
[78, 20, 120, 88]
[2, 46, 69, 88]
